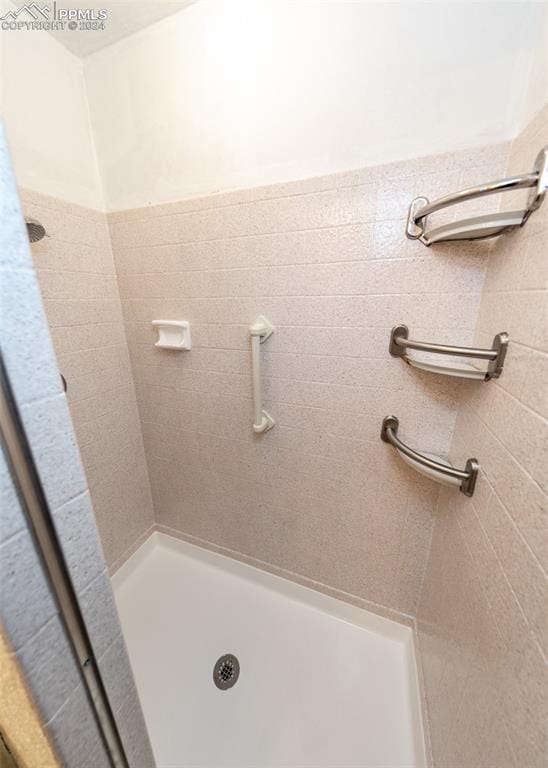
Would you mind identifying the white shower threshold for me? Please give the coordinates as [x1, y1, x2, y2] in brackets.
[112, 532, 426, 768]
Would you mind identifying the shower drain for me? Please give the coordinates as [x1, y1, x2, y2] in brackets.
[213, 654, 240, 690]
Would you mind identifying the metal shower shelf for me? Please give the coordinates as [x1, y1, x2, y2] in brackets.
[381, 416, 479, 497]
[389, 325, 509, 380]
[406, 146, 548, 246]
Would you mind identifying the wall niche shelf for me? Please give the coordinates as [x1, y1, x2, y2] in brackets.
[381, 416, 479, 497]
[389, 325, 509, 381]
[406, 146, 548, 246]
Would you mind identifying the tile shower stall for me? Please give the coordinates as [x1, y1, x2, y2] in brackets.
[0, 3, 547, 767]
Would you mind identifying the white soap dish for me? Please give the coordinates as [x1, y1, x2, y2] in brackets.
[397, 448, 461, 488]
[405, 351, 488, 380]
[152, 320, 191, 350]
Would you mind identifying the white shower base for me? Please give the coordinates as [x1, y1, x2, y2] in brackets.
[112, 532, 426, 768]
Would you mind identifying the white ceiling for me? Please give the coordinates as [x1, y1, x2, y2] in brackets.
[46, 0, 196, 58]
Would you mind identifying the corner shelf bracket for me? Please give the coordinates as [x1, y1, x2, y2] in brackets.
[381, 416, 479, 497]
[390, 325, 509, 381]
[406, 146, 548, 246]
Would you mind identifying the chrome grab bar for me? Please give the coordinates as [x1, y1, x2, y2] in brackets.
[381, 416, 479, 497]
[389, 325, 509, 380]
[406, 146, 548, 245]
[412, 173, 537, 223]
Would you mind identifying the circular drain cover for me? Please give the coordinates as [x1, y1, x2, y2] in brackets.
[213, 654, 240, 690]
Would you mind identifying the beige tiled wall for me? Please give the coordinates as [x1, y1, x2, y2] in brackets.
[20, 189, 155, 570]
[2, 126, 154, 767]
[109, 142, 509, 620]
[417, 106, 548, 766]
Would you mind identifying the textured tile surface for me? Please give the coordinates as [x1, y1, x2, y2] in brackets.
[1, 129, 154, 767]
[78, 570, 122, 659]
[20, 394, 87, 510]
[115, 689, 157, 768]
[0, 268, 62, 405]
[109, 141, 509, 618]
[45, 686, 111, 768]
[0, 444, 26, 543]
[23, 189, 155, 569]
[98, 634, 156, 768]
[0, 529, 57, 650]
[16, 615, 80, 723]
[52, 492, 106, 593]
[97, 634, 137, 716]
[417, 105, 548, 767]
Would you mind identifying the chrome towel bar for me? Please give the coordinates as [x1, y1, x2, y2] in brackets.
[406, 146, 547, 245]
[390, 325, 509, 380]
[381, 416, 479, 497]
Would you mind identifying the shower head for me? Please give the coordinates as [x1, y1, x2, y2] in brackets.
[25, 218, 47, 243]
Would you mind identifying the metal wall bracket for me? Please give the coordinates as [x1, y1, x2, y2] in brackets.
[381, 416, 479, 497]
[406, 197, 429, 240]
[406, 146, 548, 246]
[389, 325, 509, 381]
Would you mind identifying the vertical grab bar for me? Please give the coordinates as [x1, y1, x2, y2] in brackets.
[250, 315, 275, 433]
